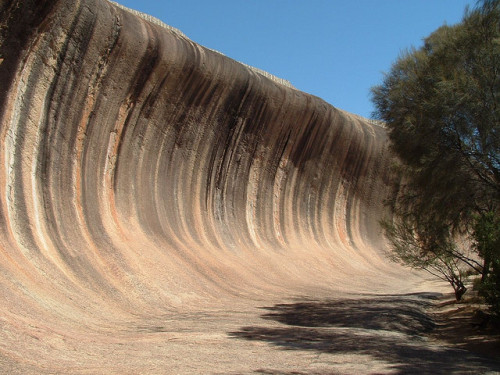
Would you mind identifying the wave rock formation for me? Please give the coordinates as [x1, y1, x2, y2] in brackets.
[0, 0, 424, 372]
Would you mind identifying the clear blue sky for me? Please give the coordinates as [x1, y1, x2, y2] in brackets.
[116, 0, 474, 119]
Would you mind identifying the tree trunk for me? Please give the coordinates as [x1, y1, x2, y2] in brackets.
[481, 255, 491, 283]
[453, 282, 467, 301]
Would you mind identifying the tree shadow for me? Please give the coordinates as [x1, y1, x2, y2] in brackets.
[259, 292, 438, 336]
[229, 293, 500, 374]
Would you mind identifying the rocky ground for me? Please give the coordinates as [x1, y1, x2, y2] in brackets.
[2, 286, 499, 374]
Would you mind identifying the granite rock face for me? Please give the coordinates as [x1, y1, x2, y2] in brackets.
[0, 0, 412, 372]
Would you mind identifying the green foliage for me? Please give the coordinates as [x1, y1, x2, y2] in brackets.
[381, 217, 468, 300]
[474, 212, 500, 317]
[372, 0, 500, 307]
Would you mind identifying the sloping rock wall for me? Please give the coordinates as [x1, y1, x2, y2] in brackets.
[0, 0, 412, 372]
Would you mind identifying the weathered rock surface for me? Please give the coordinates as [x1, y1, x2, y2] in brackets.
[0, 0, 431, 372]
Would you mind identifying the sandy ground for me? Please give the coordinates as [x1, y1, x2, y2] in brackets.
[430, 293, 500, 364]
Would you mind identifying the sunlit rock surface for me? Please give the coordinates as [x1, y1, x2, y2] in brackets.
[0, 0, 428, 372]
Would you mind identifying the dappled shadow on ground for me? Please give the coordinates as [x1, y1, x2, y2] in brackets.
[229, 293, 500, 374]
[259, 292, 438, 335]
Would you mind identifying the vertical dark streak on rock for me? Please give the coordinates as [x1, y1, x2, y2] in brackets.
[112, 22, 160, 194]
[0, 0, 59, 115]
[343, 124, 370, 249]
[38, 4, 97, 264]
[0, 0, 59, 238]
